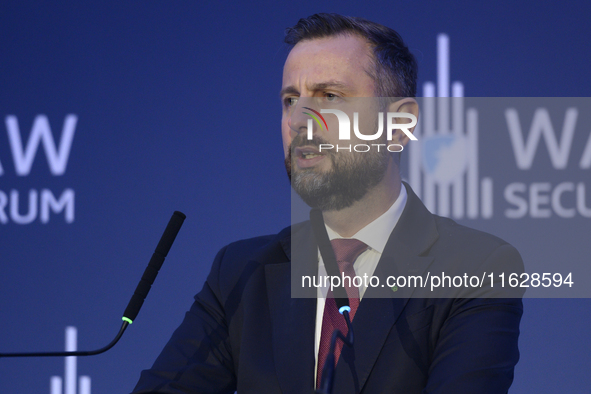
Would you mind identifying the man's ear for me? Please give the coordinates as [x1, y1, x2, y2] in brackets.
[387, 98, 419, 148]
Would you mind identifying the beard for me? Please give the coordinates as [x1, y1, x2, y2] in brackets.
[285, 133, 390, 211]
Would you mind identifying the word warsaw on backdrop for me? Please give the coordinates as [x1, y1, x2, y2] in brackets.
[0, 115, 77, 224]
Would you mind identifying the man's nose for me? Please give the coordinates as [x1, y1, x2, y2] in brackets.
[288, 99, 319, 137]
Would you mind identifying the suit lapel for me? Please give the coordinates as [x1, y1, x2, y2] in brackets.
[334, 183, 438, 393]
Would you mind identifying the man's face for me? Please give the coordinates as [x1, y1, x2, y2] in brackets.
[281, 34, 390, 211]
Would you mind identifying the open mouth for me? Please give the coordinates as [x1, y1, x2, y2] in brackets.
[302, 151, 322, 159]
[294, 146, 326, 167]
[295, 146, 323, 158]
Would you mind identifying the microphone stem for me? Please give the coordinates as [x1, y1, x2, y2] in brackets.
[0, 321, 129, 358]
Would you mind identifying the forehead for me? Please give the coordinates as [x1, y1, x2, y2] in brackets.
[282, 34, 375, 94]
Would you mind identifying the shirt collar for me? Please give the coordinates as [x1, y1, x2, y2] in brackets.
[325, 184, 408, 253]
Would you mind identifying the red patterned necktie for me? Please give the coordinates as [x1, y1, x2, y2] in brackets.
[317, 238, 368, 388]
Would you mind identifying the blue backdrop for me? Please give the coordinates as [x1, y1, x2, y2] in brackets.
[1, 1, 590, 393]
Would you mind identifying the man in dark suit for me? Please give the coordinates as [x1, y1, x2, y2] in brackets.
[132, 13, 523, 393]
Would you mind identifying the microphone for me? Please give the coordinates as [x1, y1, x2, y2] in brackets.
[0, 211, 186, 358]
[123, 210, 186, 323]
[315, 309, 354, 394]
[309, 209, 355, 394]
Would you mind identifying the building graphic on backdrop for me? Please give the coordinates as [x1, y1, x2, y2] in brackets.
[408, 35, 591, 220]
[0, 115, 76, 224]
[408, 34, 492, 219]
[50, 326, 91, 394]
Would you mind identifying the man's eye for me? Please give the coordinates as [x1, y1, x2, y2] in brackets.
[325, 93, 340, 102]
[284, 97, 298, 107]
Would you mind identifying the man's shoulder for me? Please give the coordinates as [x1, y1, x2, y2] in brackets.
[402, 182, 520, 263]
[401, 182, 520, 260]
[200, 226, 289, 300]
[212, 223, 297, 274]
[428, 214, 523, 275]
[432, 214, 510, 250]
[219, 221, 310, 259]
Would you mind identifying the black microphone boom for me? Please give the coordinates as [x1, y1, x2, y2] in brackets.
[0, 211, 186, 358]
[123, 210, 186, 323]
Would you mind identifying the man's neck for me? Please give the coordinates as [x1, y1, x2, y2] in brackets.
[322, 166, 402, 238]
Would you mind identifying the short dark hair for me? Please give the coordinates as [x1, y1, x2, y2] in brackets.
[285, 13, 418, 98]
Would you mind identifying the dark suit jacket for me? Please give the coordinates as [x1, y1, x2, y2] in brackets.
[132, 184, 524, 394]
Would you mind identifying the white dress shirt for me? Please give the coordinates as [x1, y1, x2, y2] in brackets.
[313, 185, 408, 380]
